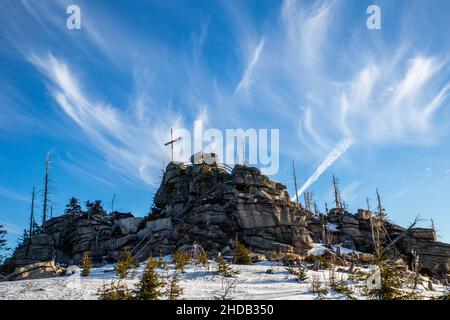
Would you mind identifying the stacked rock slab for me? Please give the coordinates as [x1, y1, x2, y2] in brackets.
[5, 261, 64, 281]
[150, 162, 313, 255]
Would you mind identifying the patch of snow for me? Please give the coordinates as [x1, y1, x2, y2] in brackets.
[326, 223, 339, 232]
[308, 243, 331, 256]
[331, 244, 363, 256]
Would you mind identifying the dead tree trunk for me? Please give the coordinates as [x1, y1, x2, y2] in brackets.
[370, 216, 378, 256]
[376, 189, 385, 221]
[292, 160, 301, 208]
[42, 152, 50, 229]
[29, 187, 35, 238]
[411, 250, 421, 289]
[332, 175, 341, 209]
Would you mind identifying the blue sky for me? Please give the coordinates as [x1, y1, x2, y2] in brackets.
[1, 0, 450, 248]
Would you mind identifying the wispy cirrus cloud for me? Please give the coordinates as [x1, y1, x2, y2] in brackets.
[0, 186, 30, 203]
[2, 0, 450, 199]
[0, 219, 22, 235]
[28, 52, 183, 187]
[233, 0, 450, 196]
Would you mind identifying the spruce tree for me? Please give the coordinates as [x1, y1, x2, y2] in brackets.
[216, 255, 231, 276]
[98, 280, 133, 300]
[195, 248, 210, 271]
[115, 250, 139, 280]
[17, 229, 30, 246]
[368, 257, 409, 300]
[0, 225, 9, 264]
[85, 200, 106, 216]
[81, 251, 92, 277]
[172, 251, 191, 272]
[166, 271, 183, 300]
[233, 239, 252, 265]
[135, 257, 166, 300]
[65, 197, 83, 216]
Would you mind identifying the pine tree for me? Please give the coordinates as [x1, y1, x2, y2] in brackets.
[0, 225, 9, 264]
[166, 271, 183, 300]
[81, 251, 92, 277]
[135, 257, 166, 300]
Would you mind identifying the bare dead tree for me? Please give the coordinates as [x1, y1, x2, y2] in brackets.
[323, 227, 333, 248]
[370, 216, 381, 257]
[42, 152, 51, 228]
[303, 191, 314, 212]
[29, 187, 36, 238]
[332, 175, 342, 209]
[411, 249, 421, 289]
[375, 189, 385, 221]
[369, 189, 388, 257]
[215, 278, 237, 300]
[110, 194, 117, 212]
[313, 202, 319, 215]
[292, 160, 300, 207]
[431, 218, 436, 238]
[303, 192, 310, 212]
[40, 151, 58, 230]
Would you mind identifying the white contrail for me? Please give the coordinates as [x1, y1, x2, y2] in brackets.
[235, 37, 265, 94]
[292, 137, 353, 200]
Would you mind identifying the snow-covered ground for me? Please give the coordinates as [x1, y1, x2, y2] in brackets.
[0, 258, 448, 300]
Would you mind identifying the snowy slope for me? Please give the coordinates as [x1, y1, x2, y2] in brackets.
[0, 259, 447, 300]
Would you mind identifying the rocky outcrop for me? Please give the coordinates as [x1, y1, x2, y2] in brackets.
[4, 160, 449, 281]
[307, 208, 450, 279]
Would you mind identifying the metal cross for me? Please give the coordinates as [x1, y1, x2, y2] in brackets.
[164, 128, 182, 162]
